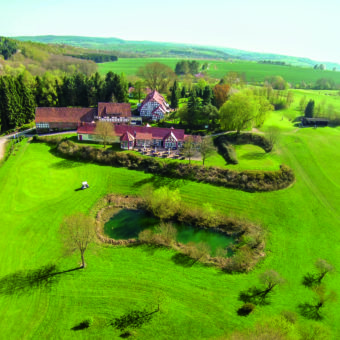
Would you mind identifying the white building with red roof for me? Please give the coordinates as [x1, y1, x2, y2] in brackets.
[139, 90, 170, 121]
[77, 124, 193, 150]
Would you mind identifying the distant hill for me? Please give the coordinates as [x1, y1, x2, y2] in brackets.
[0, 37, 120, 75]
[14, 35, 340, 70]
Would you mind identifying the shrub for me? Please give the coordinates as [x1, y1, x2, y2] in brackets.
[215, 141, 238, 164]
[237, 303, 256, 316]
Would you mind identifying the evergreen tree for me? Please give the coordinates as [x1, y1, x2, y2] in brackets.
[0, 76, 22, 132]
[34, 76, 45, 107]
[170, 80, 179, 109]
[186, 90, 201, 128]
[17, 74, 36, 123]
[181, 86, 186, 98]
[202, 86, 212, 105]
[74, 73, 89, 106]
[305, 100, 315, 118]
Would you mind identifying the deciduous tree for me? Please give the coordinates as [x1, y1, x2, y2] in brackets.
[60, 213, 95, 268]
[94, 121, 116, 148]
[220, 91, 261, 133]
[199, 136, 215, 166]
[137, 62, 175, 92]
[213, 83, 230, 108]
[182, 136, 196, 164]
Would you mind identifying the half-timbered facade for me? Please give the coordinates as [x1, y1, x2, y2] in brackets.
[77, 124, 191, 150]
[139, 90, 170, 121]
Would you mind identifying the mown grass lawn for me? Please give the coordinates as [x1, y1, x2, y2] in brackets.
[1, 112, 340, 338]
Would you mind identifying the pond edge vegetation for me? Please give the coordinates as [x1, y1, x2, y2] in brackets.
[33, 135, 295, 192]
[93, 193, 266, 273]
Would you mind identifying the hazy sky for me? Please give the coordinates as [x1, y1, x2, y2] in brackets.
[1, 0, 339, 63]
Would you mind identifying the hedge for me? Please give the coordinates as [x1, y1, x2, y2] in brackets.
[215, 132, 273, 153]
[36, 138, 295, 192]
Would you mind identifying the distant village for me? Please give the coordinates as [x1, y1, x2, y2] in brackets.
[35, 90, 196, 150]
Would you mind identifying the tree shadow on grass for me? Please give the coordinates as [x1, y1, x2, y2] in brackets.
[132, 175, 186, 190]
[239, 152, 266, 161]
[50, 159, 83, 169]
[71, 320, 91, 331]
[302, 273, 322, 288]
[238, 286, 271, 306]
[297, 302, 323, 320]
[0, 264, 81, 296]
[171, 253, 196, 268]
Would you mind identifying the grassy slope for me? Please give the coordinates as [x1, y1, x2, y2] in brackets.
[1, 113, 340, 338]
[98, 58, 340, 85]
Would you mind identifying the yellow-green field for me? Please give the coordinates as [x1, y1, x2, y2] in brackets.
[98, 58, 340, 85]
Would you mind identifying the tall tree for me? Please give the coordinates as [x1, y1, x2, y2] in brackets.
[60, 213, 95, 268]
[17, 74, 36, 123]
[305, 100, 315, 118]
[199, 136, 215, 166]
[181, 86, 186, 98]
[94, 121, 116, 148]
[213, 84, 230, 109]
[202, 85, 212, 105]
[187, 90, 201, 127]
[170, 80, 179, 109]
[182, 136, 196, 164]
[220, 91, 263, 133]
[137, 62, 175, 92]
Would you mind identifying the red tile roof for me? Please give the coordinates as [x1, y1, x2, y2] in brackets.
[77, 124, 185, 141]
[136, 132, 152, 140]
[98, 103, 131, 117]
[36, 107, 96, 124]
[121, 131, 135, 142]
[139, 90, 169, 112]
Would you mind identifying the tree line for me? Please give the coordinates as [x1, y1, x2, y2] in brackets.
[0, 71, 128, 132]
[66, 53, 118, 63]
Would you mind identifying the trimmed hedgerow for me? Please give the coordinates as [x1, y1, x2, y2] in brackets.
[36, 138, 295, 192]
[215, 132, 273, 153]
[214, 140, 238, 164]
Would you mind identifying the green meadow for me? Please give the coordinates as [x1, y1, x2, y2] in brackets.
[98, 58, 340, 85]
[0, 107, 340, 338]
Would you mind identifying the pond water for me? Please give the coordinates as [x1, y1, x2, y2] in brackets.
[104, 209, 234, 256]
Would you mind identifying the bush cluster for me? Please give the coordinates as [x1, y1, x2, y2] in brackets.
[215, 132, 273, 153]
[214, 140, 238, 164]
[47, 139, 294, 192]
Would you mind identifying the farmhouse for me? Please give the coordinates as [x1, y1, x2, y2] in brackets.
[35, 103, 141, 133]
[139, 90, 171, 121]
[77, 124, 192, 150]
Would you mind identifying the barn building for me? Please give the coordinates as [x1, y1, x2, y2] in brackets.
[35, 103, 141, 133]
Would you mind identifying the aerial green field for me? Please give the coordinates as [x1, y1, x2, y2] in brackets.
[1, 110, 340, 338]
[98, 58, 340, 85]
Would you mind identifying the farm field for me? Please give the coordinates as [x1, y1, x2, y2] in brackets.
[1, 112, 340, 338]
[98, 58, 340, 85]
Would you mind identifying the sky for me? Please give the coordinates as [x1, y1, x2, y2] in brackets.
[1, 0, 339, 63]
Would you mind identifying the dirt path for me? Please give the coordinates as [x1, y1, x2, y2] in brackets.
[0, 138, 8, 161]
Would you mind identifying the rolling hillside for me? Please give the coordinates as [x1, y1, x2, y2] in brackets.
[14, 35, 340, 70]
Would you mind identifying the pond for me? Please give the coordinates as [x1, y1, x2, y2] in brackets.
[104, 209, 235, 256]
